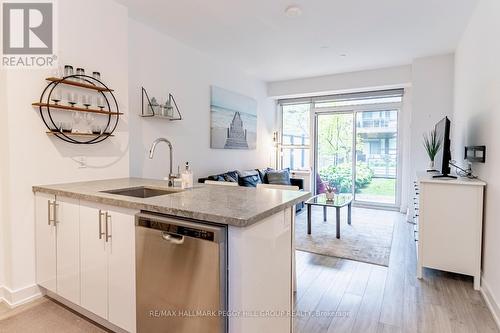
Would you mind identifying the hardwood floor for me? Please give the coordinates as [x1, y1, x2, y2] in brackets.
[294, 208, 499, 333]
[0, 209, 497, 333]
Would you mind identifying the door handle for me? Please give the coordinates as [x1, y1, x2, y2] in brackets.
[98, 210, 106, 239]
[105, 212, 112, 242]
[161, 232, 185, 245]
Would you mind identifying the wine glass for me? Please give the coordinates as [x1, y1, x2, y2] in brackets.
[51, 89, 62, 105]
[97, 95, 106, 111]
[85, 113, 95, 124]
[91, 125, 102, 135]
[67, 91, 77, 107]
[82, 95, 93, 109]
[52, 65, 64, 79]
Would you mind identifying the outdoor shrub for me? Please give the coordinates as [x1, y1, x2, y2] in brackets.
[320, 163, 374, 193]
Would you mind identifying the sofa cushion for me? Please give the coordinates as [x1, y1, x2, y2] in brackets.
[224, 170, 239, 183]
[237, 170, 262, 187]
[266, 169, 292, 185]
[256, 168, 268, 183]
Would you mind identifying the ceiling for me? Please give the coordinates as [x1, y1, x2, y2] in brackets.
[117, 0, 478, 82]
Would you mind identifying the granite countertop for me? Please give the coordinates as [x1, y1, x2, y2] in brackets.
[33, 178, 311, 227]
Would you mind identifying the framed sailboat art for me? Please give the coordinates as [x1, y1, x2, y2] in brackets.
[210, 86, 257, 149]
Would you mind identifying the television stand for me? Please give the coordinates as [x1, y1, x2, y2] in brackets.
[432, 174, 458, 179]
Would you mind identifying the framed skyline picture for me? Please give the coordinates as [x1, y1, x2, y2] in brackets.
[210, 86, 257, 150]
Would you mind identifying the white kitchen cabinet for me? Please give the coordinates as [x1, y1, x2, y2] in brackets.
[35, 193, 81, 304]
[35, 192, 57, 293]
[55, 196, 81, 305]
[80, 202, 108, 319]
[80, 201, 136, 333]
[107, 207, 136, 333]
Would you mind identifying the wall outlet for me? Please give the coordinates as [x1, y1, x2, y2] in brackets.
[75, 156, 87, 168]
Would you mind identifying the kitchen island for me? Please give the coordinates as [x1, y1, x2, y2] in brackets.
[33, 178, 310, 333]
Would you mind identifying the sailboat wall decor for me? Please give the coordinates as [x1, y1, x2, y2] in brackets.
[210, 86, 257, 150]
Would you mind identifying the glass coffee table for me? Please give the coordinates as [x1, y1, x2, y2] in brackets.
[305, 194, 353, 239]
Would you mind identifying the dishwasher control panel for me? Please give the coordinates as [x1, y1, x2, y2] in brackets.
[137, 217, 215, 241]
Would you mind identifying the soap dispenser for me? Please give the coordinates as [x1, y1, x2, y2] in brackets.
[181, 162, 193, 189]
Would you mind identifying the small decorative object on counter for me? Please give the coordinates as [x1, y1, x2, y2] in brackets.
[423, 129, 442, 172]
[325, 185, 336, 201]
[181, 162, 193, 189]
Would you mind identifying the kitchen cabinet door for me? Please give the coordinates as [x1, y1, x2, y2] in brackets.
[35, 192, 57, 293]
[106, 206, 137, 333]
[80, 202, 108, 319]
[56, 196, 80, 305]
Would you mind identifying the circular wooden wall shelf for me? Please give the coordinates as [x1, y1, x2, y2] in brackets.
[33, 74, 120, 144]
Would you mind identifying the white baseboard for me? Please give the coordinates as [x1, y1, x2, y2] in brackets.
[0, 284, 42, 308]
[481, 277, 500, 330]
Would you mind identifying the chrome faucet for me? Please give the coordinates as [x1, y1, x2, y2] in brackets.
[149, 138, 178, 187]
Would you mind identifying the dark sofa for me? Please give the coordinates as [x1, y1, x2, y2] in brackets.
[198, 168, 305, 211]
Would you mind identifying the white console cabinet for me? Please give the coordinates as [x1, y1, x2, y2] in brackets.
[416, 173, 486, 290]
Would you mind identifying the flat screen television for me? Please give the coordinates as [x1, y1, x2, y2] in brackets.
[432, 116, 456, 179]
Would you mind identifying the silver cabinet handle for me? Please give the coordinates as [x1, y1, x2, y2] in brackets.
[53, 202, 59, 224]
[47, 200, 57, 225]
[47, 200, 53, 225]
[98, 210, 106, 239]
[105, 212, 112, 242]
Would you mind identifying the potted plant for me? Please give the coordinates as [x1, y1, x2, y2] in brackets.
[325, 185, 336, 201]
[423, 129, 442, 171]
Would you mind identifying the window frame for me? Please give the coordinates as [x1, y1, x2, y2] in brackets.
[279, 103, 312, 172]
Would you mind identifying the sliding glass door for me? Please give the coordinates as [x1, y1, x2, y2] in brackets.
[354, 110, 398, 205]
[315, 110, 399, 207]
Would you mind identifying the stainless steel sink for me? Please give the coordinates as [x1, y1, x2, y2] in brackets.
[100, 186, 179, 198]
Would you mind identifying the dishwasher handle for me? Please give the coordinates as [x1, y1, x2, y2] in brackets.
[161, 231, 185, 245]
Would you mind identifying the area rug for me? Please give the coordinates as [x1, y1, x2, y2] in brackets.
[295, 206, 397, 266]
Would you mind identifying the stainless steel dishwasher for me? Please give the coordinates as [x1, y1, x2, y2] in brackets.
[135, 212, 227, 333]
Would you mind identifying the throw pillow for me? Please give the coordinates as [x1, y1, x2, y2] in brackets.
[224, 170, 239, 183]
[237, 170, 262, 187]
[266, 169, 292, 185]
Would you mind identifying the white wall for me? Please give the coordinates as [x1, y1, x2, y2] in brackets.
[409, 54, 455, 177]
[1, 0, 130, 304]
[267, 65, 412, 98]
[128, 19, 275, 181]
[453, 0, 500, 323]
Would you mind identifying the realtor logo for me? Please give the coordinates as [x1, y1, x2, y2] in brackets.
[2, 1, 56, 67]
